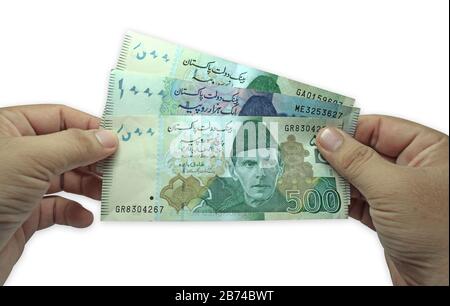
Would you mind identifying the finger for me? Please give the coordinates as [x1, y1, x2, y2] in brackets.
[20, 196, 94, 242]
[47, 170, 102, 200]
[317, 127, 395, 200]
[0, 104, 100, 136]
[355, 115, 447, 165]
[39, 196, 94, 230]
[17, 128, 118, 177]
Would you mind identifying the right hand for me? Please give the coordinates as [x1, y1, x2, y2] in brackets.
[317, 115, 449, 286]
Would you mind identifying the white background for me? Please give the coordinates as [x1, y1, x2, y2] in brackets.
[0, 0, 448, 286]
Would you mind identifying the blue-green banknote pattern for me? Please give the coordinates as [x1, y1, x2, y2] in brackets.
[103, 70, 359, 135]
[101, 115, 350, 221]
[116, 31, 354, 106]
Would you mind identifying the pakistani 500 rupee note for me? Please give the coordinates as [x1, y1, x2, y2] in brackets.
[101, 115, 350, 221]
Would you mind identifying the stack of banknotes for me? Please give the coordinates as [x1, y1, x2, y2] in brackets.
[100, 31, 360, 221]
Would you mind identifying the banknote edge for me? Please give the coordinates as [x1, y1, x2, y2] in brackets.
[334, 119, 352, 218]
[341, 106, 358, 218]
[96, 71, 117, 174]
[99, 116, 116, 220]
[102, 70, 117, 121]
[116, 32, 132, 71]
[347, 107, 360, 136]
[99, 71, 118, 219]
[338, 176, 350, 219]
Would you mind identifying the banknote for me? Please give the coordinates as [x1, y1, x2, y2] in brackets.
[116, 31, 354, 106]
[101, 115, 350, 221]
[103, 69, 359, 135]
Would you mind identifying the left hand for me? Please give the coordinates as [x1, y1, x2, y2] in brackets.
[0, 104, 118, 285]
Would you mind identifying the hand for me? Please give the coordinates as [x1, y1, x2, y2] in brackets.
[317, 115, 449, 286]
[0, 104, 118, 285]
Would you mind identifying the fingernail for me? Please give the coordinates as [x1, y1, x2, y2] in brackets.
[318, 128, 343, 152]
[95, 130, 118, 148]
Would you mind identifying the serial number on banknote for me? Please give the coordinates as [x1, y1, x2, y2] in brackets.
[283, 124, 325, 132]
[295, 89, 342, 104]
[115, 205, 164, 214]
[294, 106, 344, 119]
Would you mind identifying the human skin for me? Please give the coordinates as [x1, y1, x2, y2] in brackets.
[317, 115, 449, 286]
[0, 104, 118, 285]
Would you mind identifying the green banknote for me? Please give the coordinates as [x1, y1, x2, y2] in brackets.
[116, 31, 354, 106]
[101, 115, 350, 221]
[104, 69, 359, 135]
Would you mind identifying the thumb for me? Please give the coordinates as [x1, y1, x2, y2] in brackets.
[18, 128, 118, 176]
[316, 127, 393, 199]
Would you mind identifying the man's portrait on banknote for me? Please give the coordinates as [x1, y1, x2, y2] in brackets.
[194, 120, 290, 213]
